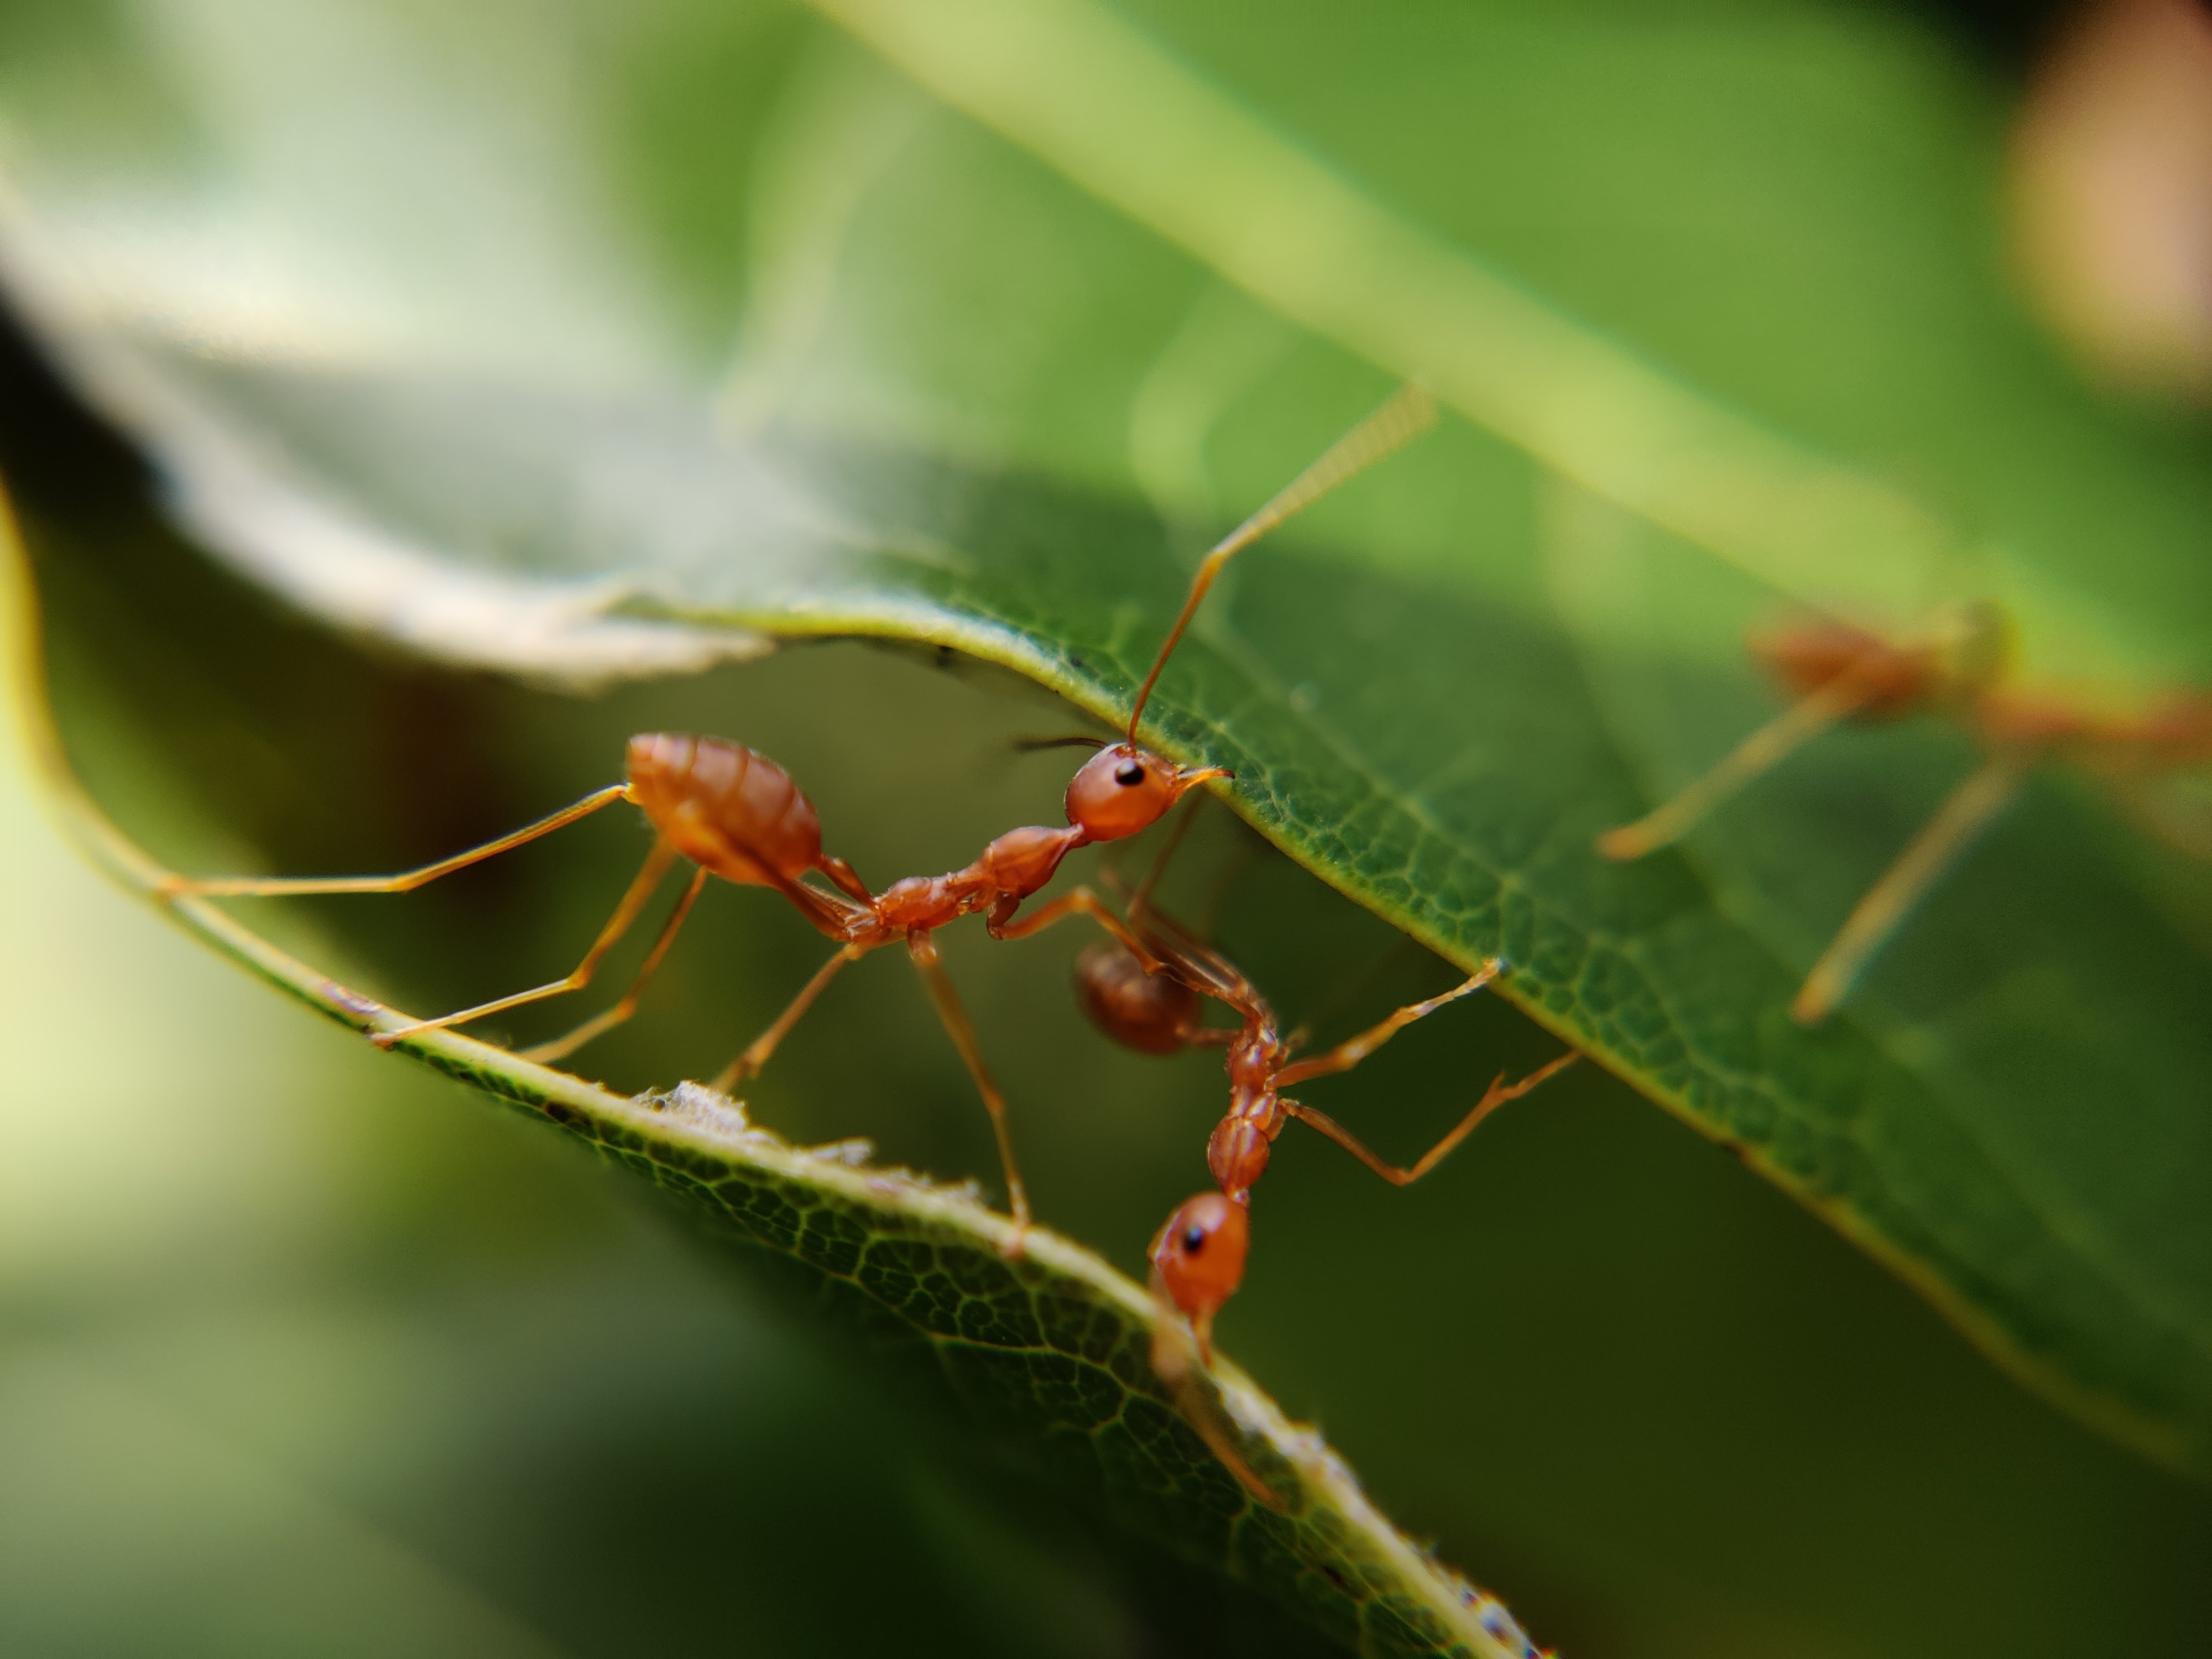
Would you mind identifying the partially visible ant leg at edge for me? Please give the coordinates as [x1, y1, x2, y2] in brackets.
[1073, 885, 1578, 1503]
[1597, 600, 2212, 1024]
[153, 384, 1444, 1248]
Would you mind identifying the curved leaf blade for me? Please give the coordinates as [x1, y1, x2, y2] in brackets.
[0, 498, 1551, 1659]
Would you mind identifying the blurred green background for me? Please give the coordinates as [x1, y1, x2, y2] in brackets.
[4, 0, 2212, 1655]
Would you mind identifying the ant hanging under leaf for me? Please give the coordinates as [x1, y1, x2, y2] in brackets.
[1053, 827, 1575, 1513]
[1068, 854, 1576, 1504]
[1074, 854, 1576, 1363]
[1597, 601, 2212, 1022]
[159, 383, 1441, 1243]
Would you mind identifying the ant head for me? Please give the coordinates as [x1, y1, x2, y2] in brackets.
[1149, 1191, 1250, 1325]
[1065, 743, 1228, 843]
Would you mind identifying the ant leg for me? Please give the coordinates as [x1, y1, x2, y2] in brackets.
[906, 931, 1031, 1242]
[1598, 671, 1890, 860]
[1792, 758, 2023, 1024]
[371, 839, 679, 1048]
[521, 867, 710, 1066]
[989, 886, 1164, 971]
[1270, 959, 1505, 1089]
[159, 784, 632, 896]
[1282, 1052, 1579, 1185]
[707, 942, 869, 1092]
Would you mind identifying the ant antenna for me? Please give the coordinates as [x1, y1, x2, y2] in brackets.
[1125, 383, 1438, 743]
[1011, 733, 1109, 753]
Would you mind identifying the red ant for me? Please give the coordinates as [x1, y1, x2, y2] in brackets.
[1072, 859, 1577, 1365]
[1597, 601, 2212, 1022]
[158, 384, 1441, 1238]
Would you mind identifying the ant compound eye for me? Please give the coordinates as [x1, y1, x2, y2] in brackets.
[1114, 760, 1146, 787]
[1181, 1225, 1208, 1254]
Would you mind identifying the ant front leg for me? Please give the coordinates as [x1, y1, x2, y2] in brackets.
[906, 930, 1032, 1247]
[987, 886, 1166, 972]
[1269, 959, 1505, 1088]
[372, 838, 682, 1048]
[1282, 1051, 1578, 1185]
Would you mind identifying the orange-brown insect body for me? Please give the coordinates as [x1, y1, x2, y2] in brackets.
[622, 733, 1220, 956]
[1083, 917, 1567, 1339]
[1751, 622, 1950, 721]
[625, 734, 822, 885]
[1072, 938, 1202, 1053]
[1206, 1020, 1293, 1198]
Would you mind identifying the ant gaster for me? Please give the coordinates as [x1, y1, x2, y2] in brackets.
[160, 385, 1441, 1238]
[1598, 601, 2212, 1021]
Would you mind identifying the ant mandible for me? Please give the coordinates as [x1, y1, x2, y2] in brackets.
[159, 384, 1441, 1237]
[1597, 601, 2212, 1021]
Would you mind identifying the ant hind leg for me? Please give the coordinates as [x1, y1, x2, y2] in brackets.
[159, 784, 632, 897]
[521, 866, 709, 1066]
[371, 838, 679, 1048]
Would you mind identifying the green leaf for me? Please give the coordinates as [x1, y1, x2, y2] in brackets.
[0, 0, 2207, 1521]
[1, 510, 1552, 1659]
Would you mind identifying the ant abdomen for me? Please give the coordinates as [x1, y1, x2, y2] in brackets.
[625, 733, 824, 888]
[1073, 938, 1200, 1054]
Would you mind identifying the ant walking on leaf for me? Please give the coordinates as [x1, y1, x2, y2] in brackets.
[1597, 601, 2212, 1022]
[159, 384, 1440, 1241]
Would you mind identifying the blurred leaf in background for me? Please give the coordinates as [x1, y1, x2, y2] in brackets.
[2, 0, 2211, 1655]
